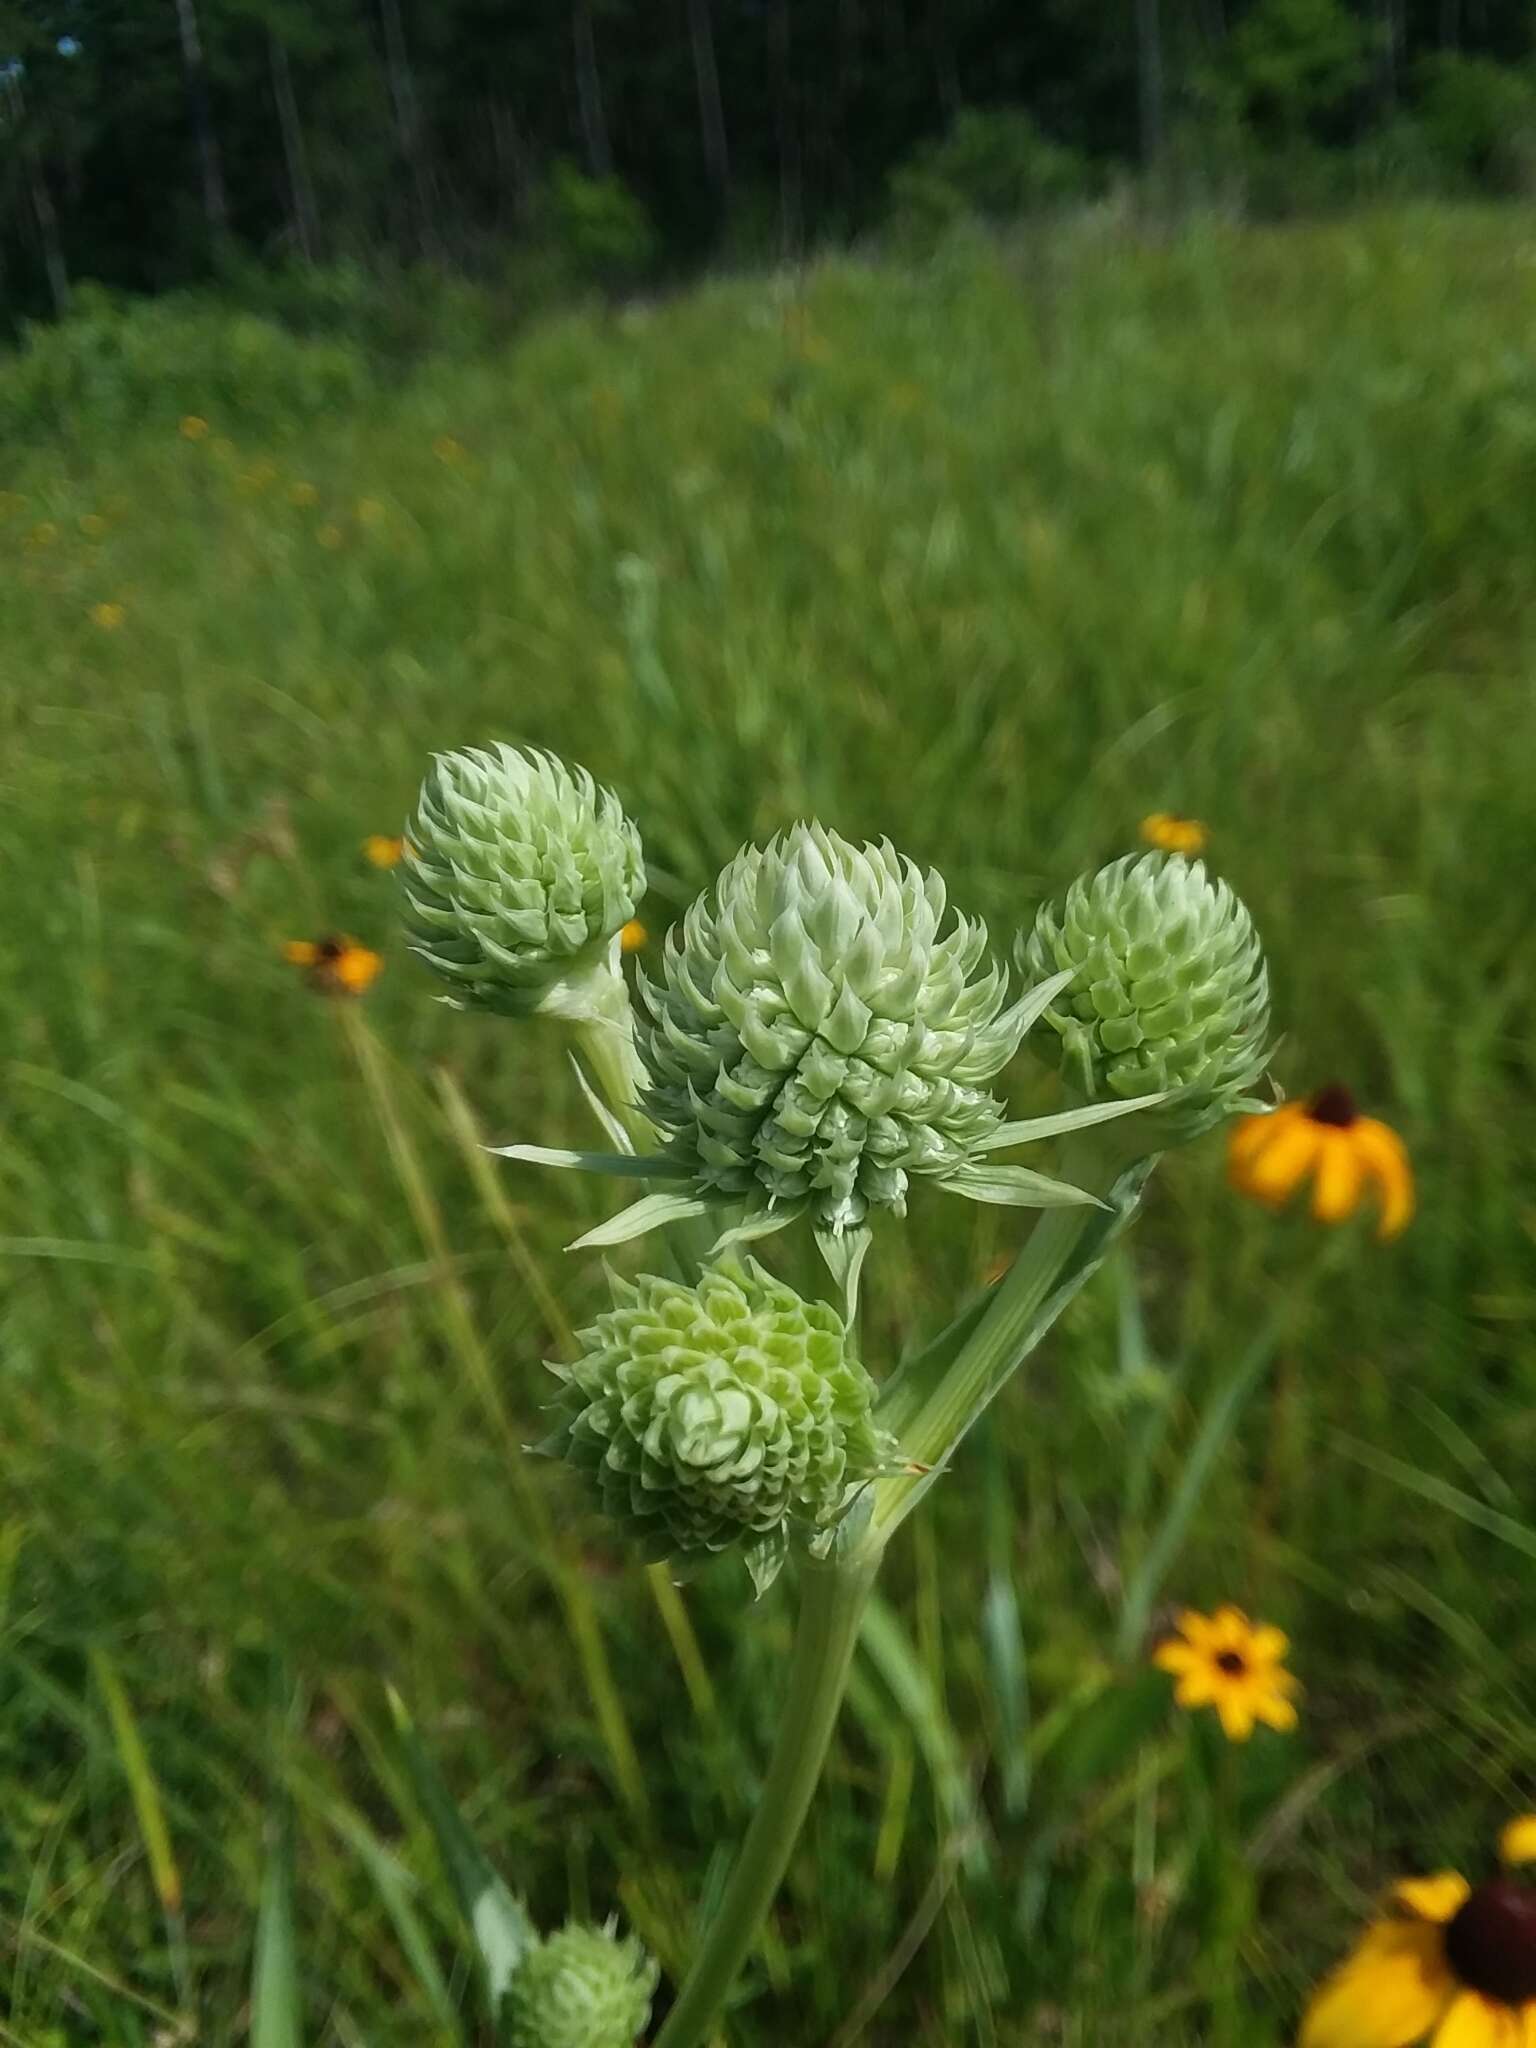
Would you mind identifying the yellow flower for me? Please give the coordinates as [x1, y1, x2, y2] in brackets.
[1301, 1821, 1536, 2047]
[282, 935, 383, 996]
[28, 521, 59, 549]
[89, 601, 126, 631]
[362, 834, 406, 870]
[289, 481, 320, 508]
[433, 434, 467, 464]
[236, 461, 278, 496]
[1228, 1086, 1413, 1241]
[1152, 1605, 1299, 1742]
[179, 415, 210, 441]
[356, 497, 385, 526]
[316, 523, 344, 550]
[620, 918, 647, 954]
[79, 513, 108, 538]
[1141, 811, 1209, 856]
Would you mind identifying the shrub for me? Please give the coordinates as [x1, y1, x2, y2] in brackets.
[1415, 53, 1536, 193]
[886, 108, 1095, 247]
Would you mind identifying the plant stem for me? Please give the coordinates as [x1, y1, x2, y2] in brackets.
[652, 1553, 879, 2048]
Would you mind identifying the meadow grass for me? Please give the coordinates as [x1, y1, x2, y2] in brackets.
[1, 204, 1534, 2045]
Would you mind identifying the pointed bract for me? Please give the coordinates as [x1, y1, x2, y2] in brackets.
[504, 1922, 657, 2048]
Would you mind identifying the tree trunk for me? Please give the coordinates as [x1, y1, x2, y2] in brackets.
[1438, 0, 1460, 45]
[489, 99, 534, 225]
[269, 30, 318, 262]
[30, 156, 70, 316]
[687, 0, 730, 200]
[572, 0, 613, 179]
[930, 0, 961, 116]
[1375, 0, 1402, 113]
[172, 0, 228, 235]
[1137, 0, 1165, 169]
[378, 0, 438, 256]
[769, 0, 801, 256]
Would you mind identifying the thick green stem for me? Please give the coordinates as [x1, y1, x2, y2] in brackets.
[652, 1553, 879, 2048]
[569, 962, 657, 1156]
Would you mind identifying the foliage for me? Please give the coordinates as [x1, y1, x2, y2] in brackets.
[0, 212, 1533, 2042]
[1415, 52, 1536, 193]
[885, 108, 1095, 246]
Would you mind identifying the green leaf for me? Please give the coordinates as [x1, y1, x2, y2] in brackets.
[489, 1142, 683, 1179]
[859, 1594, 989, 1874]
[320, 1804, 460, 2034]
[938, 1163, 1106, 1209]
[252, 1796, 302, 2048]
[1005, 965, 1077, 1038]
[567, 1190, 712, 1250]
[708, 1201, 802, 1256]
[568, 1048, 635, 1153]
[973, 1091, 1172, 1152]
[813, 1221, 871, 1319]
[387, 1689, 538, 2016]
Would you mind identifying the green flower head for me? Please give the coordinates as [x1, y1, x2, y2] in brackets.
[401, 744, 644, 1017]
[504, 1922, 657, 2048]
[1021, 852, 1271, 1136]
[545, 1260, 899, 1592]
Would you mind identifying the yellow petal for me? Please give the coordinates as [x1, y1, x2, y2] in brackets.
[1354, 1118, 1415, 1240]
[1228, 1104, 1296, 1178]
[1215, 1690, 1256, 1742]
[1153, 1640, 1202, 1675]
[1499, 1816, 1536, 1869]
[1240, 1115, 1322, 1207]
[1175, 1608, 1219, 1647]
[1209, 1606, 1255, 1651]
[1253, 1689, 1299, 1733]
[1248, 1624, 1291, 1665]
[1173, 1668, 1218, 1710]
[1301, 1919, 1456, 2048]
[1312, 1128, 1368, 1224]
[1391, 1876, 1472, 1926]
[1434, 1991, 1525, 2048]
[283, 941, 319, 966]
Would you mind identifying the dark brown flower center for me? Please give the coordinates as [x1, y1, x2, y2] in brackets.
[1306, 1084, 1359, 1129]
[1444, 1880, 1536, 2006]
[317, 937, 347, 962]
[1215, 1651, 1247, 1677]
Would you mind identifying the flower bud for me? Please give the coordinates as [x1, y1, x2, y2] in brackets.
[1021, 853, 1270, 1135]
[504, 1922, 657, 2048]
[545, 1260, 899, 1592]
[401, 744, 644, 1017]
[638, 823, 1033, 1236]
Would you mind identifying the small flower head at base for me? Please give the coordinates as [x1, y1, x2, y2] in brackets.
[283, 935, 383, 996]
[1301, 1821, 1536, 2047]
[1153, 1605, 1299, 1743]
[362, 834, 406, 870]
[1228, 1084, 1412, 1241]
[544, 1260, 901, 1594]
[503, 1921, 658, 2048]
[619, 918, 647, 954]
[401, 743, 644, 1019]
[1140, 812, 1208, 857]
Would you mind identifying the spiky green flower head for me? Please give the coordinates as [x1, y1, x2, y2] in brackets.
[504, 1921, 657, 2048]
[636, 822, 1044, 1246]
[546, 1260, 899, 1593]
[400, 744, 644, 1018]
[1021, 853, 1271, 1140]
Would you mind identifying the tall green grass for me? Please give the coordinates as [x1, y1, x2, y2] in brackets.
[1, 206, 1533, 2044]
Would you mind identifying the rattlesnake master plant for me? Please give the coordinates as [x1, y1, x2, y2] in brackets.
[504, 1922, 658, 2048]
[544, 1260, 899, 1593]
[400, 744, 644, 1018]
[1021, 852, 1271, 1138]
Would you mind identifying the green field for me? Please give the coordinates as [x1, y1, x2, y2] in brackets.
[2, 206, 1534, 2045]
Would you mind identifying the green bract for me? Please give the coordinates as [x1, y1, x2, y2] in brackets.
[504, 1922, 658, 2048]
[637, 823, 1050, 1234]
[400, 743, 644, 1017]
[1021, 853, 1270, 1133]
[545, 1261, 899, 1593]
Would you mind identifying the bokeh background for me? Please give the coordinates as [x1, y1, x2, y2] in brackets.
[3, 5, 1536, 2042]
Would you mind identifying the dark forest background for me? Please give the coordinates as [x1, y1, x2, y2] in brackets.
[4, 0, 1536, 339]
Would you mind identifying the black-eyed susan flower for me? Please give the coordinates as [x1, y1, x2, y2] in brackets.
[1153, 1606, 1299, 1742]
[1228, 1085, 1413, 1241]
[1301, 1819, 1536, 2047]
[619, 918, 647, 954]
[1140, 811, 1209, 857]
[179, 414, 210, 441]
[283, 935, 383, 996]
[362, 835, 407, 870]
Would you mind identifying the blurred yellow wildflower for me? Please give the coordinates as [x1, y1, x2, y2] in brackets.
[179, 415, 210, 441]
[362, 835, 406, 870]
[89, 602, 127, 631]
[79, 513, 108, 538]
[28, 521, 59, 549]
[1153, 1606, 1298, 1743]
[317, 523, 345, 550]
[433, 434, 467, 464]
[289, 481, 320, 508]
[282, 935, 383, 996]
[1301, 1818, 1536, 2048]
[887, 380, 923, 414]
[236, 461, 279, 496]
[620, 919, 647, 954]
[1140, 812, 1208, 856]
[356, 497, 386, 527]
[1502, 1818, 1536, 1869]
[1228, 1086, 1413, 1241]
